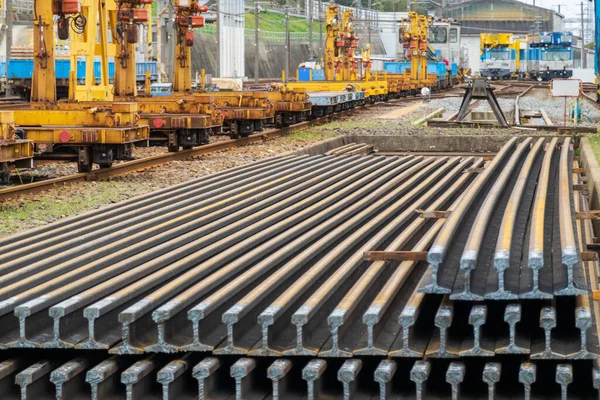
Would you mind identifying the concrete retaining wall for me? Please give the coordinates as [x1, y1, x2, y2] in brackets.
[578, 137, 600, 233]
[289, 134, 566, 155]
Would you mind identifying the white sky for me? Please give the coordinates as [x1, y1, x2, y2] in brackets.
[518, 0, 588, 18]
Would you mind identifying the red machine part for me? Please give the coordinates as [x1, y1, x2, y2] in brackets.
[176, 15, 205, 28]
[118, 8, 150, 23]
[52, 0, 80, 15]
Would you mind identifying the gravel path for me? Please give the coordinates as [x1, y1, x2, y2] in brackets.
[0, 133, 336, 236]
[518, 87, 600, 126]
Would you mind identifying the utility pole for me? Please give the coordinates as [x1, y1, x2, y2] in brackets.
[308, 0, 313, 53]
[6, 0, 12, 96]
[255, 2, 260, 82]
[319, 2, 323, 57]
[367, 0, 372, 46]
[285, 7, 291, 81]
[581, 2, 586, 68]
[166, 0, 174, 80]
[216, 0, 221, 77]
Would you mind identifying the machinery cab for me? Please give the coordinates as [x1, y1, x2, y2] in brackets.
[480, 33, 518, 79]
[428, 20, 462, 69]
[538, 33, 573, 80]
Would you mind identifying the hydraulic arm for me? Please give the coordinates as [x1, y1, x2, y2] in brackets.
[340, 9, 358, 81]
[173, 0, 208, 93]
[113, 0, 152, 97]
[324, 4, 340, 81]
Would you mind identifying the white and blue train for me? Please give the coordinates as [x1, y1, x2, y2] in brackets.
[527, 32, 574, 81]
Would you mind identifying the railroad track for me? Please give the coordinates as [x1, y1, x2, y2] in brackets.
[0, 109, 362, 200]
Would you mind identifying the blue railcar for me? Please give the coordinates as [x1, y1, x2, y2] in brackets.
[527, 32, 573, 80]
[308, 90, 365, 117]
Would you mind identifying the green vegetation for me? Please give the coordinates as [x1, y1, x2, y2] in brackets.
[246, 11, 324, 34]
[0, 181, 129, 235]
[287, 128, 338, 141]
[589, 135, 600, 162]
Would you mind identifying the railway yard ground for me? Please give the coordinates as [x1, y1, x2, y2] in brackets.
[1, 83, 599, 236]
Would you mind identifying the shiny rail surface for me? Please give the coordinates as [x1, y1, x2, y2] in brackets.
[0, 137, 598, 398]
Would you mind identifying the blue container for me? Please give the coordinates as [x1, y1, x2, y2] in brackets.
[311, 69, 325, 81]
[451, 63, 457, 77]
[383, 62, 410, 74]
[92, 61, 116, 82]
[137, 62, 158, 81]
[8, 60, 34, 79]
[55, 60, 71, 79]
[6, 59, 153, 83]
[427, 62, 447, 78]
[297, 67, 312, 82]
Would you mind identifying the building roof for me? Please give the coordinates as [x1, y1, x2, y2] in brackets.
[444, 0, 563, 21]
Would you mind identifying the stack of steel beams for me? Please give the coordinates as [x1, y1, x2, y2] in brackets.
[0, 137, 598, 398]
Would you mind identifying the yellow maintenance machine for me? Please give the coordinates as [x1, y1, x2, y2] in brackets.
[13, 0, 150, 172]
[0, 112, 34, 184]
[108, 0, 224, 150]
[287, 4, 388, 102]
[387, 12, 439, 98]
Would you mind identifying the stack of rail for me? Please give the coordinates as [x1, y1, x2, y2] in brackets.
[0, 137, 598, 399]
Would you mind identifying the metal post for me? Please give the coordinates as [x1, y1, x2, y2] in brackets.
[216, 0, 221, 78]
[255, 2, 260, 82]
[367, 0, 372, 46]
[308, 0, 313, 52]
[319, 2, 323, 57]
[581, 2, 586, 68]
[5, 0, 12, 96]
[285, 8, 291, 81]
[166, 0, 174, 80]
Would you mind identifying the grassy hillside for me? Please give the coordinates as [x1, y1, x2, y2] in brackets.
[245, 11, 324, 33]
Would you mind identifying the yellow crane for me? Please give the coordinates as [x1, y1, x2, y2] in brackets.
[340, 9, 358, 81]
[324, 4, 341, 81]
[287, 4, 388, 101]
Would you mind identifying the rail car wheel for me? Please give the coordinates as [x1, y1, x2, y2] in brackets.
[77, 147, 93, 173]
[0, 162, 9, 184]
[168, 143, 180, 152]
[182, 145, 194, 150]
[77, 161, 92, 173]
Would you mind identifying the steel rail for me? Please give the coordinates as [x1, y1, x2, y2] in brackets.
[106, 156, 415, 354]
[452, 138, 532, 300]
[228, 157, 459, 357]
[318, 158, 475, 358]
[1, 156, 396, 349]
[419, 137, 519, 294]
[521, 137, 558, 299]
[141, 157, 430, 355]
[488, 137, 545, 300]
[362, 159, 483, 357]
[1, 155, 289, 248]
[0, 155, 308, 262]
[255, 159, 452, 357]
[4, 156, 375, 349]
[572, 163, 600, 359]
[555, 137, 586, 295]
[0, 156, 324, 282]
[0, 347, 598, 397]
